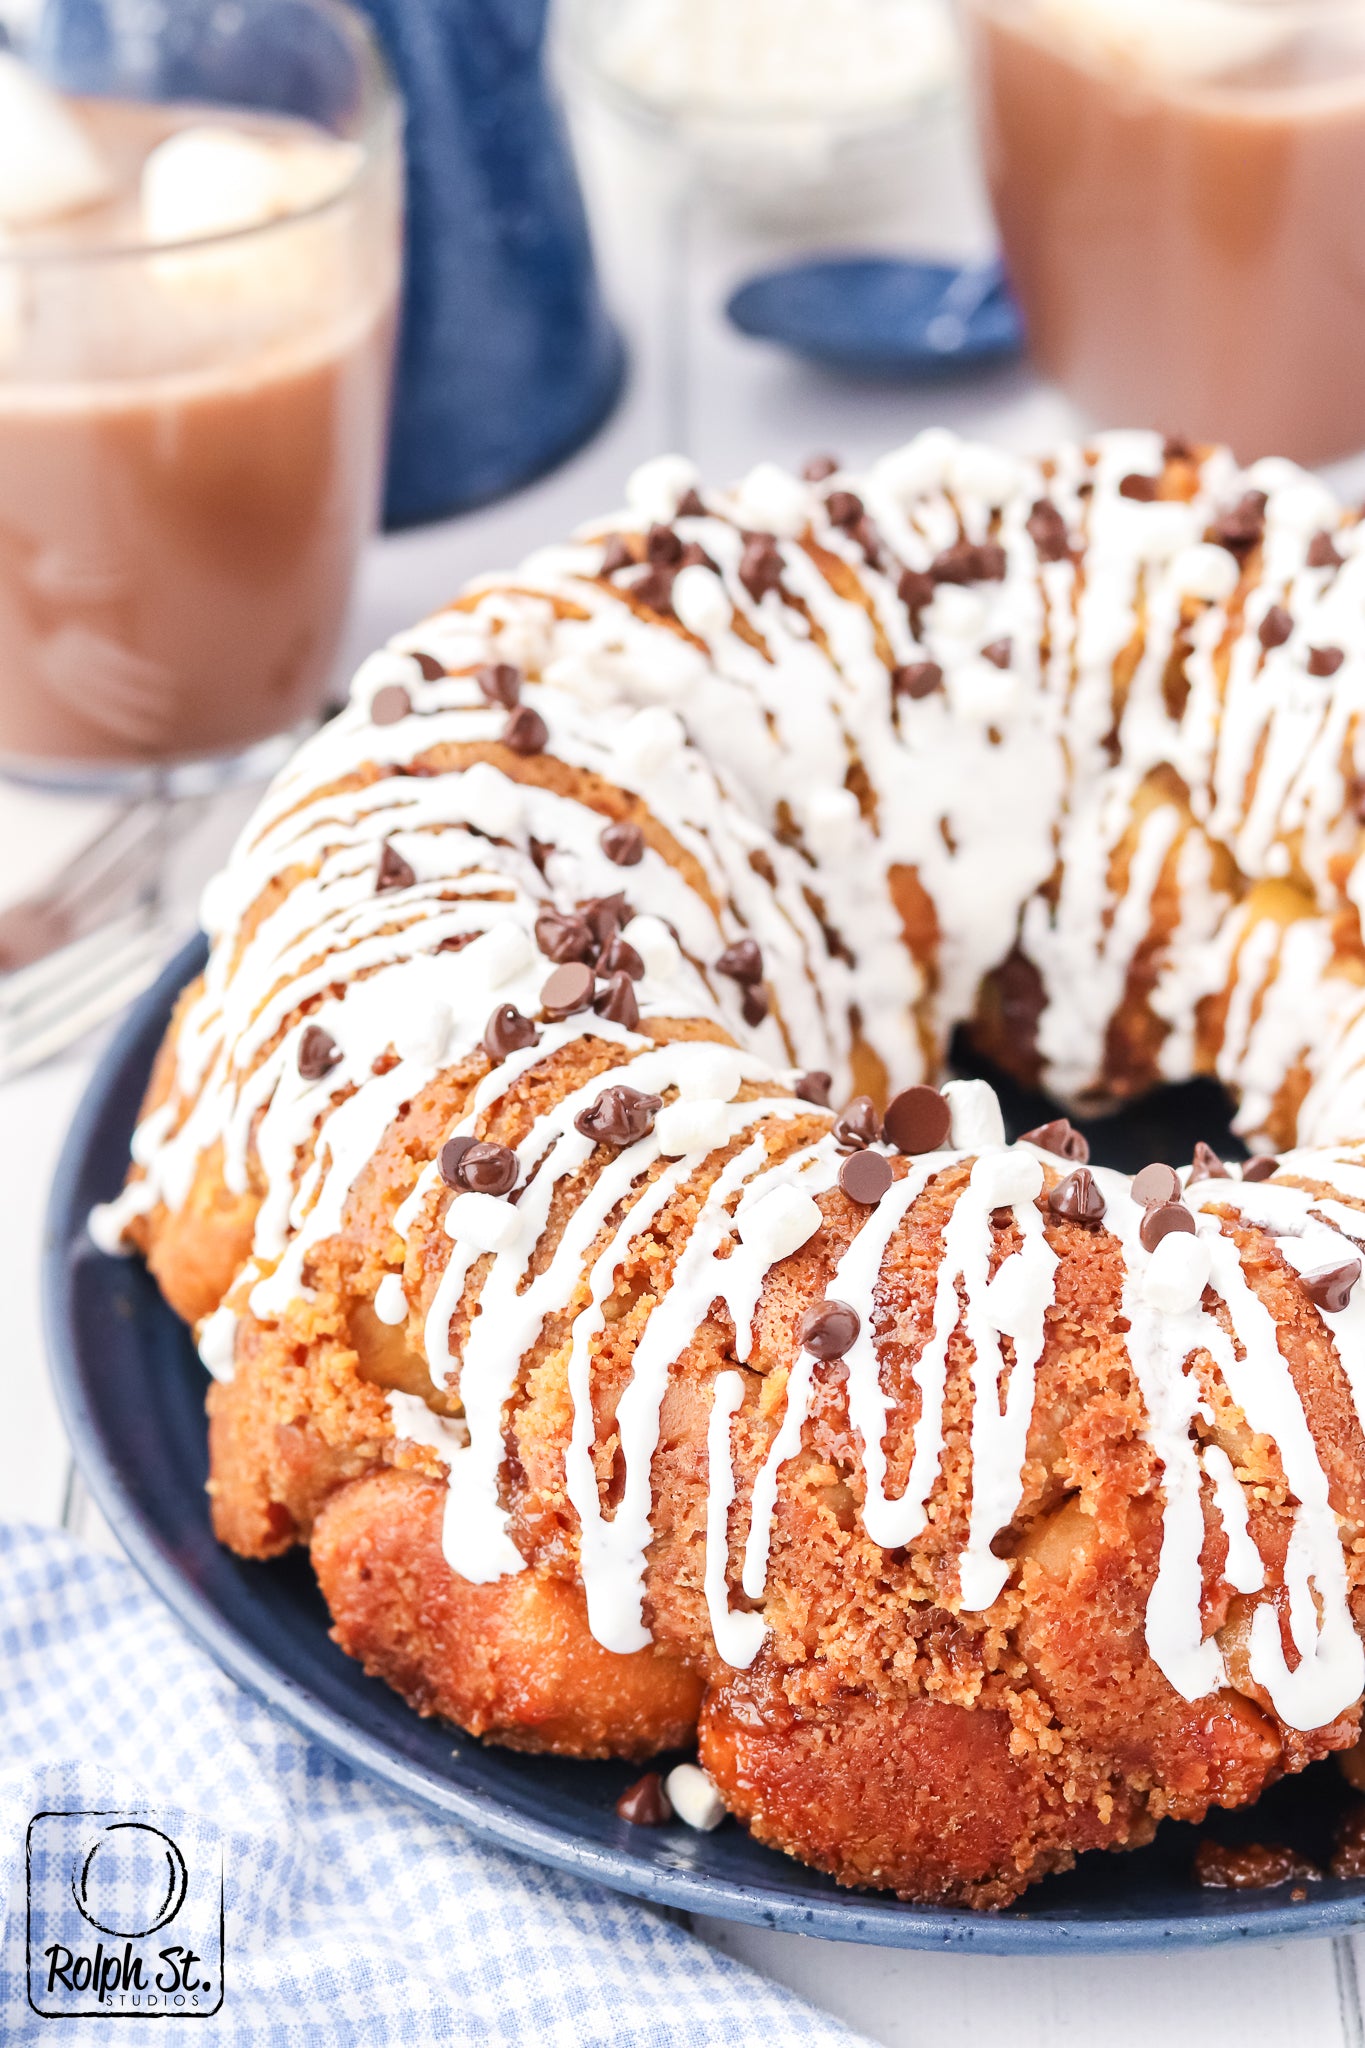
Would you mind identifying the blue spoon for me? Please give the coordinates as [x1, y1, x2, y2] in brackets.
[726, 254, 1024, 377]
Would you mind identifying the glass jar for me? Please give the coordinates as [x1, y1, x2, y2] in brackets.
[959, 0, 1365, 463]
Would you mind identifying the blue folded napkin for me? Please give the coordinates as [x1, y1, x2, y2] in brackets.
[0, 1526, 866, 2045]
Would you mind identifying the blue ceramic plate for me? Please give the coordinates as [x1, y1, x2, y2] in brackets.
[726, 256, 1024, 378]
[42, 938, 1365, 1951]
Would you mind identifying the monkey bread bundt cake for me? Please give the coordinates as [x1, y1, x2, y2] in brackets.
[96, 428, 1365, 1907]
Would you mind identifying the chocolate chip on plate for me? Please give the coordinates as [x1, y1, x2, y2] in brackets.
[616, 1772, 673, 1825]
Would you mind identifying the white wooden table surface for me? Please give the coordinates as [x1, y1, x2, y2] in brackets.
[6, 77, 1365, 2047]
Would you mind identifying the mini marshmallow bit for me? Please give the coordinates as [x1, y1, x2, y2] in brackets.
[1141, 1229, 1213, 1316]
[1264, 477, 1339, 539]
[1128, 499, 1200, 566]
[623, 914, 681, 982]
[197, 1304, 239, 1383]
[141, 123, 354, 247]
[942, 1079, 1006, 1152]
[665, 1763, 726, 1833]
[351, 648, 424, 711]
[459, 759, 525, 841]
[0, 54, 111, 228]
[625, 453, 700, 526]
[736, 1184, 823, 1264]
[947, 441, 1022, 508]
[540, 652, 619, 711]
[946, 657, 1018, 727]
[671, 562, 732, 639]
[197, 867, 236, 938]
[870, 428, 960, 505]
[615, 706, 686, 785]
[444, 1191, 525, 1255]
[923, 584, 989, 643]
[87, 1200, 133, 1257]
[730, 461, 810, 539]
[802, 784, 862, 860]
[676, 1044, 745, 1103]
[1170, 542, 1240, 605]
[970, 1149, 1043, 1210]
[394, 1000, 452, 1068]
[655, 1097, 730, 1157]
[465, 921, 535, 989]
[374, 1273, 408, 1327]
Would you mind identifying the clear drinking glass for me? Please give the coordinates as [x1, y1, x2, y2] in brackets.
[960, 0, 1365, 464]
[0, 0, 402, 791]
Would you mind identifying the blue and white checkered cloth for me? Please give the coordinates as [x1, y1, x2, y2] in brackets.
[0, 1525, 867, 2045]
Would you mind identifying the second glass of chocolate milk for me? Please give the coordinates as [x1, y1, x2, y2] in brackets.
[0, 0, 401, 788]
[962, 0, 1365, 464]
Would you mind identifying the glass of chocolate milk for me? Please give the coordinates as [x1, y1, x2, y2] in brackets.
[0, 0, 401, 789]
[961, 0, 1365, 464]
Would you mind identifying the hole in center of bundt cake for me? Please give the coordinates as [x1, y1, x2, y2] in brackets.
[947, 1026, 1246, 1178]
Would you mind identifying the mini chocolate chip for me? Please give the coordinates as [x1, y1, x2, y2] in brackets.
[1308, 529, 1343, 570]
[1309, 646, 1346, 678]
[575, 1083, 663, 1147]
[839, 1150, 893, 1205]
[826, 489, 864, 530]
[1211, 491, 1266, 553]
[438, 1134, 476, 1187]
[742, 985, 770, 1027]
[1027, 500, 1070, 562]
[376, 841, 416, 892]
[833, 1096, 882, 1150]
[676, 486, 707, 518]
[476, 662, 522, 707]
[1163, 435, 1195, 462]
[536, 908, 596, 963]
[412, 650, 445, 682]
[1242, 1155, 1279, 1181]
[528, 836, 554, 877]
[1139, 1200, 1196, 1251]
[803, 454, 839, 482]
[1302, 1257, 1362, 1313]
[716, 939, 763, 985]
[677, 539, 719, 573]
[893, 661, 944, 700]
[599, 932, 645, 980]
[799, 1299, 861, 1359]
[739, 534, 783, 602]
[898, 567, 935, 613]
[883, 1084, 951, 1155]
[1259, 605, 1293, 650]
[616, 1772, 672, 1825]
[484, 1003, 539, 1062]
[1132, 1162, 1182, 1207]
[582, 892, 632, 948]
[932, 539, 1005, 584]
[455, 1140, 519, 1196]
[1119, 472, 1159, 502]
[982, 638, 1013, 669]
[503, 704, 548, 753]
[646, 523, 684, 566]
[370, 683, 411, 726]
[595, 971, 640, 1029]
[1188, 1140, 1230, 1182]
[851, 514, 884, 567]
[1047, 1166, 1106, 1228]
[298, 1023, 341, 1080]
[541, 961, 596, 1019]
[794, 1070, 832, 1106]
[1019, 1118, 1089, 1163]
[600, 535, 633, 576]
[601, 819, 645, 867]
[632, 566, 677, 613]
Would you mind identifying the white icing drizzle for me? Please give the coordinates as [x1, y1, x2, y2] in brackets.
[104, 432, 1365, 1737]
